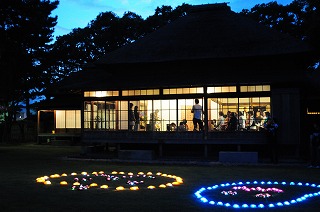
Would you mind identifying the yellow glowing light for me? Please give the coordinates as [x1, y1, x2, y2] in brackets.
[176, 177, 183, 183]
[73, 182, 80, 186]
[90, 183, 98, 187]
[147, 185, 156, 189]
[36, 171, 184, 192]
[130, 186, 139, 190]
[116, 186, 125, 191]
[60, 181, 68, 185]
[36, 177, 46, 183]
[172, 182, 181, 185]
[100, 185, 109, 189]
[50, 174, 60, 178]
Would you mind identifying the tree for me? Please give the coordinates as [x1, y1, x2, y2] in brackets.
[240, 0, 320, 71]
[45, 3, 192, 93]
[0, 0, 58, 142]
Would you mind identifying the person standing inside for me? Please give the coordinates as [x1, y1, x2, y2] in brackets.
[191, 98, 203, 131]
[128, 103, 135, 131]
[134, 105, 140, 131]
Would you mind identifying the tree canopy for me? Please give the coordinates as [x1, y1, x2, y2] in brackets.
[0, 0, 58, 141]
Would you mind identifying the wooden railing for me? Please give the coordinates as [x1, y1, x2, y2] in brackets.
[81, 130, 267, 145]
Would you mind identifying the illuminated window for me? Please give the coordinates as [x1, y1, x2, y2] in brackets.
[207, 86, 236, 93]
[207, 97, 271, 131]
[122, 89, 160, 96]
[84, 91, 119, 97]
[240, 85, 270, 92]
[56, 110, 81, 129]
[163, 87, 203, 95]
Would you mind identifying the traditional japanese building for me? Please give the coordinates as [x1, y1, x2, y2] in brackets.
[37, 3, 318, 161]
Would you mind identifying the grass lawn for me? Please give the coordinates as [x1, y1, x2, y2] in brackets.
[0, 143, 320, 212]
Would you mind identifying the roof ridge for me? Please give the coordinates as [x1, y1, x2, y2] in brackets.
[190, 2, 231, 13]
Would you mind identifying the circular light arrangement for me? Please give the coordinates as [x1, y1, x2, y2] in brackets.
[35, 171, 183, 191]
[194, 180, 320, 209]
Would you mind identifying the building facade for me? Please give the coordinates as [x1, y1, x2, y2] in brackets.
[38, 3, 317, 160]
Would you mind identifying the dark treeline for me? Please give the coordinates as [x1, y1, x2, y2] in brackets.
[0, 0, 319, 142]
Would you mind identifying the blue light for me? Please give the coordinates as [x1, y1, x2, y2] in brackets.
[194, 180, 320, 209]
[194, 192, 202, 198]
[250, 204, 257, 208]
[276, 202, 283, 206]
[242, 204, 249, 208]
[200, 197, 208, 203]
[233, 204, 240, 208]
[268, 203, 275, 208]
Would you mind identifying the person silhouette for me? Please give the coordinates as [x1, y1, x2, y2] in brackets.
[128, 103, 135, 131]
[191, 98, 203, 131]
[134, 105, 140, 131]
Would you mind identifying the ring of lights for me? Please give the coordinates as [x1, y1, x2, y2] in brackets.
[194, 181, 320, 209]
[36, 171, 183, 191]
